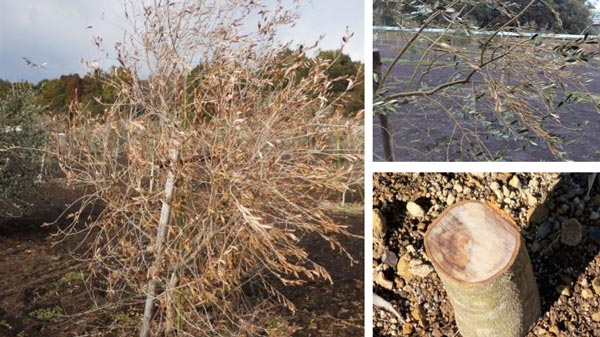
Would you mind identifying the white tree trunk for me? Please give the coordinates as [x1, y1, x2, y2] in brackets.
[139, 149, 179, 337]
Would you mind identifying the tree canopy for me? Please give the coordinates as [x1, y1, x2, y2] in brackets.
[374, 0, 596, 34]
[1, 51, 363, 119]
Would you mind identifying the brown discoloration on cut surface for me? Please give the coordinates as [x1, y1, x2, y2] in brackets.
[425, 201, 519, 285]
[447, 232, 472, 270]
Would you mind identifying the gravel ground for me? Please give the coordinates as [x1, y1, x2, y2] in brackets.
[373, 173, 600, 337]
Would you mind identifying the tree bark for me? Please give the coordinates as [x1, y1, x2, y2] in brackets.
[424, 201, 540, 337]
[373, 48, 395, 162]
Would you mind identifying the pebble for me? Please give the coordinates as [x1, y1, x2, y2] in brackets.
[590, 227, 600, 244]
[453, 183, 463, 193]
[407, 201, 425, 218]
[582, 288, 594, 299]
[397, 254, 413, 281]
[394, 277, 405, 289]
[409, 261, 434, 278]
[536, 221, 552, 240]
[593, 312, 600, 322]
[502, 185, 511, 198]
[592, 276, 600, 294]
[410, 304, 427, 328]
[509, 175, 522, 189]
[591, 211, 600, 220]
[560, 218, 582, 246]
[491, 181, 502, 198]
[527, 204, 549, 225]
[375, 270, 394, 290]
[446, 193, 456, 206]
[402, 323, 414, 335]
[382, 250, 398, 269]
[557, 285, 572, 297]
[529, 178, 540, 189]
[373, 209, 386, 240]
[527, 195, 538, 207]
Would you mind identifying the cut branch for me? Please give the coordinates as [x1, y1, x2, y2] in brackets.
[424, 201, 540, 337]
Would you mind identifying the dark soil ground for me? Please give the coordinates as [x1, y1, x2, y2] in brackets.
[373, 34, 600, 161]
[373, 172, 600, 337]
[0, 185, 364, 337]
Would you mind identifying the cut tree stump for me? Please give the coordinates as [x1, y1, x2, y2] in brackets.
[424, 201, 540, 337]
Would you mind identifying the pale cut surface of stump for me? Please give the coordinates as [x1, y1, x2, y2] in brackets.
[425, 201, 540, 337]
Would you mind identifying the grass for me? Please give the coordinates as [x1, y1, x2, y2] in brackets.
[58, 271, 84, 286]
[28, 306, 63, 321]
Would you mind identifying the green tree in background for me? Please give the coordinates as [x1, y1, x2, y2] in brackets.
[318, 50, 364, 114]
[375, 0, 595, 34]
[0, 51, 361, 119]
[0, 84, 46, 217]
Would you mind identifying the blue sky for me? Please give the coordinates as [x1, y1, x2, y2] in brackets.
[0, 0, 364, 83]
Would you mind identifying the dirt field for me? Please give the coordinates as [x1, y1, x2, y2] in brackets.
[373, 35, 600, 161]
[0, 185, 364, 337]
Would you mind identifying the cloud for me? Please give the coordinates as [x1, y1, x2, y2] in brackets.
[0, 0, 363, 82]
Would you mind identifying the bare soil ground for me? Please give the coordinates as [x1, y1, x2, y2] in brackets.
[0, 185, 363, 337]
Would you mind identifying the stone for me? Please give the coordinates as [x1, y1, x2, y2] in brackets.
[407, 201, 425, 218]
[536, 221, 552, 240]
[502, 185, 511, 198]
[527, 204, 549, 225]
[453, 183, 463, 193]
[402, 323, 414, 335]
[590, 227, 600, 245]
[592, 276, 600, 294]
[375, 270, 394, 290]
[527, 195, 538, 207]
[446, 193, 456, 206]
[548, 325, 560, 335]
[582, 288, 594, 299]
[397, 254, 413, 281]
[373, 209, 386, 240]
[593, 195, 600, 207]
[382, 250, 398, 270]
[491, 181, 501, 191]
[560, 218, 582, 246]
[408, 261, 434, 278]
[591, 211, 600, 220]
[509, 175, 522, 189]
[410, 304, 427, 328]
[592, 312, 600, 322]
[394, 277, 405, 289]
[557, 285, 572, 297]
